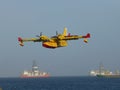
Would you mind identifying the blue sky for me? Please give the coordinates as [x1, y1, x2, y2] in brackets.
[0, 0, 120, 77]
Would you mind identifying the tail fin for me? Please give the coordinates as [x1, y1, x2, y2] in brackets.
[18, 37, 24, 46]
[83, 33, 90, 43]
[62, 27, 67, 36]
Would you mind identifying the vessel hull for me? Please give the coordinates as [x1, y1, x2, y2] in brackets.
[97, 75, 120, 78]
[21, 75, 50, 78]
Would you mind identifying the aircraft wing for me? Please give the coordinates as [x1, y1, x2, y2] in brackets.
[62, 33, 90, 43]
[18, 37, 42, 46]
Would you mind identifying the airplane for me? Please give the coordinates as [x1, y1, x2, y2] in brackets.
[18, 27, 90, 49]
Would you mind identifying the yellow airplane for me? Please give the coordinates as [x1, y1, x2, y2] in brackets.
[18, 27, 90, 49]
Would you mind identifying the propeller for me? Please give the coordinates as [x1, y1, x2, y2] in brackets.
[56, 31, 62, 39]
[56, 31, 58, 35]
[36, 32, 42, 37]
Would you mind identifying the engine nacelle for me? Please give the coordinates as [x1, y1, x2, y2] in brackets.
[40, 35, 49, 41]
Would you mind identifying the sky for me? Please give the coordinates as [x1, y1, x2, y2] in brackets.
[0, 0, 120, 77]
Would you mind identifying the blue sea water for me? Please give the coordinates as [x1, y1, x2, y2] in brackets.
[0, 77, 120, 90]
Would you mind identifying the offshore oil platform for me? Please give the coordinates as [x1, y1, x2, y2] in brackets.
[21, 61, 50, 78]
[90, 63, 120, 78]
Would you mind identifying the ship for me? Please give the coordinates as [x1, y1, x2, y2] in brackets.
[21, 61, 50, 78]
[90, 63, 120, 78]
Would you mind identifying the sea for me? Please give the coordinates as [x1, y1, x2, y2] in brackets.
[0, 76, 120, 90]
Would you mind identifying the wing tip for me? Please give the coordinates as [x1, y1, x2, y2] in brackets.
[86, 33, 90, 38]
[18, 37, 24, 46]
[18, 37, 22, 42]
